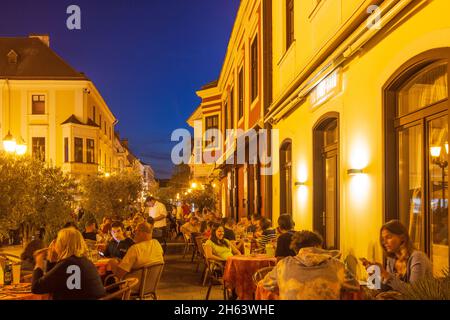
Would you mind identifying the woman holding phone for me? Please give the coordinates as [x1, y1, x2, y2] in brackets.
[360, 220, 433, 292]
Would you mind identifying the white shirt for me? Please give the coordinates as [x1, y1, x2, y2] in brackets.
[148, 201, 167, 228]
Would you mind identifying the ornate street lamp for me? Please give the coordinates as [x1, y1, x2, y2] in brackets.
[3, 131, 16, 153]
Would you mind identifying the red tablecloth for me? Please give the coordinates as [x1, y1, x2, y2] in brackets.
[223, 254, 277, 300]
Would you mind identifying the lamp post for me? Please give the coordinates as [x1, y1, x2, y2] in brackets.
[430, 145, 448, 209]
[2, 79, 27, 155]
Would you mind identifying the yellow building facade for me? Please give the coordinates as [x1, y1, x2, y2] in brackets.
[0, 35, 121, 179]
[268, 0, 449, 274]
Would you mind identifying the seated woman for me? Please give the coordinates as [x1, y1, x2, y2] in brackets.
[275, 214, 296, 260]
[262, 230, 345, 300]
[204, 223, 241, 263]
[32, 227, 106, 300]
[20, 239, 45, 276]
[360, 219, 433, 292]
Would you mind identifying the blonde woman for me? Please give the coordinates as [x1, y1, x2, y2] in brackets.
[32, 227, 106, 300]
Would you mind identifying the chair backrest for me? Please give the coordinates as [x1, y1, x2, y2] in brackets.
[136, 263, 165, 299]
[195, 236, 206, 257]
[252, 266, 274, 285]
[100, 278, 139, 300]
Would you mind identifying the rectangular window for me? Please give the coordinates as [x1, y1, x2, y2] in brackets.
[238, 69, 244, 120]
[93, 106, 96, 124]
[64, 137, 69, 163]
[32, 137, 45, 161]
[104, 122, 106, 134]
[205, 115, 219, 148]
[286, 0, 295, 50]
[32, 95, 45, 115]
[86, 139, 95, 164]
[99, 114, 102, 130]
[251, 36, 259, 102]
[74, 137, 83, 163]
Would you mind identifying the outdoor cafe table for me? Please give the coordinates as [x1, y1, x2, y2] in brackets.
[223, 254, 277, 300]
[0, 283, 49, 300]
[94, 258, 112, 277]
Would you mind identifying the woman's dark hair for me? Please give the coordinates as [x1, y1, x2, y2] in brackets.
[290, 231, 323, 253]
[209, 223, 229, 248]
[278, 214, 295, 231]
[380, 220, 414, 258]
[21, 239, 45, 263]
[260, 218, 272, 231]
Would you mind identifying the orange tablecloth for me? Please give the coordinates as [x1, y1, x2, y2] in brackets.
[223, 254, 277, 300]
[94, 259, 112, 276]
[0, 284, 50, 300]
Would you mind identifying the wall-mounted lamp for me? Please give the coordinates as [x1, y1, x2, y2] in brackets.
[295, 181, 306, 187]
[347, 169, 364, 175]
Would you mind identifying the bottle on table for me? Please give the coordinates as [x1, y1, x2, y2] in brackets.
[3, 258, 12, 285]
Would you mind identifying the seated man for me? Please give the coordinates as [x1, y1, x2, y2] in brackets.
[102, 221, 134, 259]
[222, 217, 236, 241]
[262, 230, 346, 300]
[82, 220, 98, 241]
[109, 222, 164, 293]
[255, 218, 277, 249]
[180, 216, 201, 240]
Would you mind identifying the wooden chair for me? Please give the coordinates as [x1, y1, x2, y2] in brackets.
[131, 263, 165, 300]
[100, 278, 139, 300]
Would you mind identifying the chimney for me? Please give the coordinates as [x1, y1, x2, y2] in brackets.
[29, 34, 50, 47]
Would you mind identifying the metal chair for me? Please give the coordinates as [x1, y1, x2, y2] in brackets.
[204, 258, 228, 300]
[182, 233, 195, 259]
[252, 266, 274, 286]
[130, 262, 165, 300]
[100, 277, 139, 300]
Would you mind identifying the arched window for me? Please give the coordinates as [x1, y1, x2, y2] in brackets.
[280, 140, 292, 215]
[313, 114, 339, 249]
[385, 49, 450, 276]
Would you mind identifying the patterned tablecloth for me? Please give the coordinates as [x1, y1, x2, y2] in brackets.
[0, 283, 50, 300]
[223, 254, 277, 300]
[94, 259, 112, 277]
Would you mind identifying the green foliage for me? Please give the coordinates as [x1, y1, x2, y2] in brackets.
[395, 269, 450, 300]
[0, 152, 76, 244]
[80, 171, 143, 222]
[77, 210, 98, 232]
[184, 184, 217, 212]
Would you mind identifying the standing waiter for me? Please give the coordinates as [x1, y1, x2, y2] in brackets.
[145, 196, 168, 252]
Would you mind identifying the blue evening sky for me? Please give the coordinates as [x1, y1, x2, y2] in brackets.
[0, 0, 240, 178]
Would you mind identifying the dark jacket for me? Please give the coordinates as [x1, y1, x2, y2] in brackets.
[104, 238, 134, 259]
[32, 256, 106, 300]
